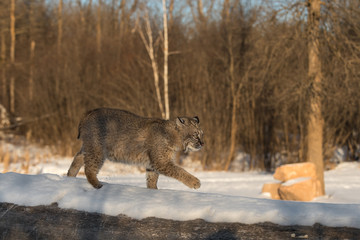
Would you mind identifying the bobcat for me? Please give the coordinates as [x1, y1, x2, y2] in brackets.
[67, 108, 204, 189]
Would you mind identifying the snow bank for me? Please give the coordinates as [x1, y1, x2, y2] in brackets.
[1, 170, 360, 228]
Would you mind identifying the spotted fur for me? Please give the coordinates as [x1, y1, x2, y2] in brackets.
[67, 108, 204, 189]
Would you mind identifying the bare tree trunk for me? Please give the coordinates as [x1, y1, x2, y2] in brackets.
[137, 10, 165, 118]
[168, 0, 174, 27]
[1, 21, 6, 105]
[119, 1, 138, 38]
[57, 0, 63, 54]
[119, 0, 126, 37]
[162, 0, 170, 120]
[29, 41, 35, 101]
[56, 0, 63, 95]
[307, 0, 325, 196]
[96, 0, 102, 81]
[224, 42, 239, 170]
[77, 0, 85, 27]
[224, 86, 238, 170]
[222, 0, 242, 171]
[87, 0, 93, 34]
[10, 0, 16, 114]
[29, 0, 35, 101]
[249, 95, 257, 170]
[187, 0, 214, 30]
[197, 0, 205, 24]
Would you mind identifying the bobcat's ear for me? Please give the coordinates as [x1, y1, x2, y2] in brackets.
[177, 117, 185, 125]
[193, 116, 199, 124]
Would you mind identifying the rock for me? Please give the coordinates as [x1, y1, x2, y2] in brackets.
[278, 177, 317, 201]
[261, 182, 281, 200]
[263, 162, 321, 201]
[273, 162, 316, 182]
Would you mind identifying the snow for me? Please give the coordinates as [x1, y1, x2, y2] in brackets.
[1, 151, 360, 228]
[282, 177, 312, 186]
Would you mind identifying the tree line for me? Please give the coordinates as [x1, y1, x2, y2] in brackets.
[0, 0, 359, 171]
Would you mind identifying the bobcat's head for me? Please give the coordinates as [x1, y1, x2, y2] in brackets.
[176, 116, 204, 153]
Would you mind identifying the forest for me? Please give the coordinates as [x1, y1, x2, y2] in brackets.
[0, 0, 359, 171]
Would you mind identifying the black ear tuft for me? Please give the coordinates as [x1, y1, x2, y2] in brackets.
[177, 117, 185, 124]
[193, 116, 199, 123]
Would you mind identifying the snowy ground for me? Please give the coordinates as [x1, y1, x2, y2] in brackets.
[1, 144, 360, 229]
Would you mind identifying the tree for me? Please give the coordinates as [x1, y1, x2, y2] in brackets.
[222, 0, 243, 171]
[96, 0, 102, 81]
[306, 0, 325, 196]
[162, 0, 169, 120]
[136, 1, 170, 119]
[29, 0, 36, 101]
[56, 0, 63, 95]
[0, 7, 7, 106]
[137, 8, 165, 118]
[10, 0, 15, 114]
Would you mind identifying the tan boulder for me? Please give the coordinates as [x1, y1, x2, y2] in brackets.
[274, 162, 317, 182]
[261, 182, 281, 200]
[278, 177, 317, 201]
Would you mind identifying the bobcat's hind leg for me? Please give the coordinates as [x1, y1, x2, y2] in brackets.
[84, 151, 105, 189]
[146, 169, 159, 189]
[67, 151, 84, 177]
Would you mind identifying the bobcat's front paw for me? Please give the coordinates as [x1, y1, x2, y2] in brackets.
[186, 176, 201, 189]
[193, 178, 201, 189]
